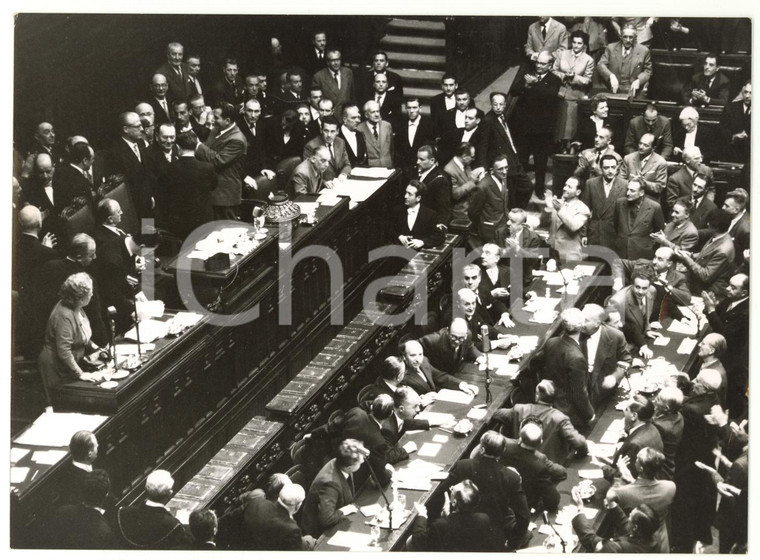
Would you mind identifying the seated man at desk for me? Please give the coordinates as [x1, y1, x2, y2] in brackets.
[358, 356, 406, 409]
[492, 380, 588, 463]
[409, 480, 502, 552]
[444, 430, 530, 550]
[54, 430, 101, 506]
[443, 288, 514, 352]
[301, 438, 364, 538]
[400, 339, 478, 407]
[391, 180, 445, 249]
[462, 263, 514, 328]
[382, 386, 439, 464]
[420, 318, 483, 374]
[339, 395, 395, 486]
[287, 145, 330, 195]
[572, 494, 660, 553]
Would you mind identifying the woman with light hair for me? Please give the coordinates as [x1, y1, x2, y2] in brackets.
[38, 272, 107, 403]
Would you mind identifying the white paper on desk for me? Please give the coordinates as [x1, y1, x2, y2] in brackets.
[429, 471, 448, 481]
[417, 442, 442, 458]
[522, 297, 561, 312]
[123, 319, 169, 343]
[114, 343, 155, 356]
[578, 469, 604, 479]
[350, 167, 394, 179]
[395, 480, 432, 491]
[185, 250, 212, 260]
[653, 336, 671, 346]
[331, 179, 385, 203]
[587, 442, 617, 458]
[10, 448, 30, 463]
[677, 338, 698, 355]
[575, 265, 597, 277]
[467, 407, 488, 420]
[171, 312, 203, 328]
[496, 363, 520, 378]
[432, 434, 449, 444]
[175, 509, 191, 525]
[135, 299, 164, 319]
[485, 353, 513, 370]
[517, 335, 540, 352]
[416, 411, 455, 425]
[327, 530, 375, 550]
[316, 193, 341, 206]
[11, 467, 30, 484]
[668, 318, 698, 336]
[404, 430, 424, 435]
[297, 202, 319, 216]
[338, 504, 358, 515]
[437, 388, 474, 404]
[32, 450, 68, 465]
[360, 503, 383, 517]
[14, 412, 109, 448]
[538, 524, 555, 536]
[542, 272, 568, 286]
[278, 242, 292, 250]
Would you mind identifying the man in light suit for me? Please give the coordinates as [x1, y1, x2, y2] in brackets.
[468, 153, 511, 247]
[624, 103, 674, 159]
[287, 146, 329, 196]
[573, 127, 622, 184]
[619, 133, 668, 200]
[311, 49, 355, 115]
[301, 439, 364, 538]
[155, 42, 192, 104]
[443, 142, 482, 224]
[391, 181, 445, 249]
[651, 199, 699, 252]
[665, 146, 714, 211]
[395, 98, 436, 169]
[525, 16, 569, 61]
[195, 102, 247, 220]
[540, 176, 590, 263]
[607, 265, 659, 359]
[597, 23, 652, 97]
[581, 303, 632, 407]
[675, 208, 735, 297]
[614, 179, 665, 260]
[357, 100, 393, 168]
[303, 116, 351, 182]
[580, 153, 627, 252]
[416, 144, 451, 225]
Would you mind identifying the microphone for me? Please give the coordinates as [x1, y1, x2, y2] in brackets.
[542, 510, 567, 553]
[107, 306, 117, 365]
[481, 324, 492, 405]
[481, 324, 491, 353]
[352, 443, 370, 458]
[542, 510, 550, 525]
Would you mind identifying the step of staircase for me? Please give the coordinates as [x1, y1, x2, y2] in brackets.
[386, 18, 446, 37]
[394, 67, 445, 85]
[384, 50, 446, 70]
[405, 85, 441, 100]
[380, 34, 446, 52]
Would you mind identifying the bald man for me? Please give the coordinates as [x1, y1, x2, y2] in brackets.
[619, 132, 668, 199]
[400, 339, 478, 407]
[357, 100, 393, 167]
[581, 304, 632, 407]
[420, 318, 484, 374]
[241, 483, 315, 550]
[624, 104, 674, 159]
[148, 73, 173, 125]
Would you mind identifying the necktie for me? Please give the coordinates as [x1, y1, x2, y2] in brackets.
[623, 48, 630, 58]
[84, 170, 93, 184]
[161, 99, 168, 115]
[251, 123, 256, 137]
[541, 24, 546, 40]
[194, 77, 202, 94]
[376, 94, 382, 105]
[348, 473, 355, 497]
[327, 143, 334, 162]
[595, 150, 602, 165]
[500, 116, 517, 153]
[372, 123, 378, 139]
[639, 297, 647, 317]
[579, 334, 589, 360]
[333, 71, 341, 88]
[175, 66, 182, 80]
[132, 143, 141, 162]
[318, 51, 323, 60]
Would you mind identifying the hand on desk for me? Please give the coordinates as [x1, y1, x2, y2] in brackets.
[639, 345, 653, 360]
[645, 330, 662, 339]
[458, 382, 479, 396]
[498, 313, 515, 328]
[339, 504, 358, 515]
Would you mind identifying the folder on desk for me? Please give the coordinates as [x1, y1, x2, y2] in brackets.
[436, 389, 474, 404]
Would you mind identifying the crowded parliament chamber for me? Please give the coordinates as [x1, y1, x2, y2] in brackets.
[10, 12, 754, 553]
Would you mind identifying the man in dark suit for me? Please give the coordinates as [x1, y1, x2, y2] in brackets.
[602, 396, 664, 481]
[303, 116, 352, 182]
[510, 50, 561, 196]
[703, 273, 749, 418]
[288, 145, 329, 196]
[339, 396, 396, 486]
[359, 51, 404, 105]
[156, 42, 192, 104]
[185, 54, 204, 99]
[683, 53, 732, 107]
[21, 153, 63, 234]
[189, 509, 218, 550]
[597, 23, 652, 97]
[209, 58, 245, 108]
[675, 208, 735, 297]
[502, 208, 544, 290]
[272, 70, 308, 116]
[164, 131, 216, 240]
[581, 154, 627, 253]
[302, 31, 327, 78]
[420, 318, 482, 374]
[672, 174, 716, 232]
[148, 73, 173, 126]
[174, 99, 210, 148]
[195, 102, 247, 221]
[338, 104, 367, 167]
[395, 98, 435, 169]
[104, 111, 155, 220]
[14, 205, 58, 307]
[241, 484, 315, 550]
[665, 146, 714, 212]
[613, 179, 665, 259]
[237, 99, 276, 199]
[92, 199, 141, 332]
[51, 430, 100, 507]
[409, 480, 502, 552]
[391, 181, 445, 249]
[443, 431, 529, 549]
[722, 188, 750, 266]
[380, 386, 434, 465]
[430, 74, 458, 136]
[43, 469, 116, 549]
[501, 422, 567, 511]
[478, 242, 511, 302]
[415, 144, 450, 225]
[301, 439, 363, 537]
[607, 266, 659, 360]
[672, 106, 719, 163]
[188, 95, 212, 142]
[720, 81, 751, 163]
[357, 356, 407, 412]
[580, 304, 632, 407]
[468, 153, 511, 247]
[573, 501, 660, 553]
[116, 470, 192, 549]
[144, 123, 178, 225]
[441, 107, 488, 171]
[400, 339, 478, 406]
[492, 380, 588, 463]
[53, 141, 96, 210]
[652, 386, 684, 481]
[440, 89, 477, 141]
[362, 72, 401, 123]
[445, 288, 513, 352]
[311, 49, 355, 115]
[531, 307, 593, 428]
[624, 103, 674, 159]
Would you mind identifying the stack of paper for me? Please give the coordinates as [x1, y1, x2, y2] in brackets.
[331, 179, 385, 203]
[667, 318, 698, 336]
[124, 319, 169, 343]
[393, 459, 444, 491]
[327, 531, 377, 551]
[436, 388, 474, 404]
[14, 412, 108, 448]
[416, 411, 455, 425]
[677, 338, 698, 354]
[350, 167, 394, 179]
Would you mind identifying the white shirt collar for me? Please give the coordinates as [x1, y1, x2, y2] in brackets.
[72, 460, 93, 472]
[407, 204, 420, 215]
[145, 500, 169, 510]
[340, 124, 356, 138]
[729, 210, 746, 230]
[218, 123, 235, 136]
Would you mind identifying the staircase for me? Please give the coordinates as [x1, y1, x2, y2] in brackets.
[379, 18, 447, 115]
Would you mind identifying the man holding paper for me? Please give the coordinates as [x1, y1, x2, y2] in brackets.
[400, 339, 478, 407]
[420, 318, 483, 374]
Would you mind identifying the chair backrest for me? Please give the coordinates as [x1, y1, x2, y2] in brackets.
[276, 156, 302, 192]
[290, 438, 308, 466]
[59, 196, 96, 242]
[98, 178, 139, 237]
[648, 62, 694, 103]
[357, 384, 379, 409]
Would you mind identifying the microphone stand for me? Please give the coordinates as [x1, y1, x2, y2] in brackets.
[481, 325, 492, 405]
[362, 454, 394, 532]
[131, 294, 142, 358]
[107, 307, 117, 367]
[543, 511, 567, 553]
